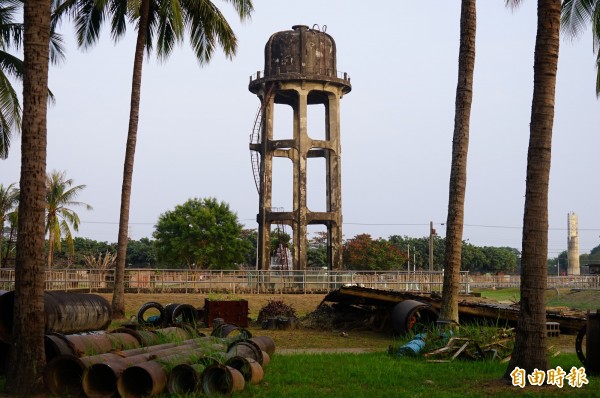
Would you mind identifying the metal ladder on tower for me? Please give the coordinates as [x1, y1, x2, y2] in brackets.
[249, 84, 274, 194]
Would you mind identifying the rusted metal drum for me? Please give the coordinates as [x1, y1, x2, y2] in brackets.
[391, 300, 438, 335]
[0, 291, 112, 342]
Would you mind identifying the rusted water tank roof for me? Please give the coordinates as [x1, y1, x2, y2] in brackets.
[249, 25, 351, 94]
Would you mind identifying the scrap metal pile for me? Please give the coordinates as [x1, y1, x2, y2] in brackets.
[0, 291, 274, 397]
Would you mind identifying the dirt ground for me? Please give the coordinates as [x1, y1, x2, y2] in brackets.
[97, 292, 580, 354]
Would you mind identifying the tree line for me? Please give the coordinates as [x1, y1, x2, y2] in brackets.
[5, 184, 597, 274]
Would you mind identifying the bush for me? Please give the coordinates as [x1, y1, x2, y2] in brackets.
[257, 299, 297, 322]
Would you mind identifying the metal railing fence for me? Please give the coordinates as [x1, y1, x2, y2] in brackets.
[0, 269, 598, 294]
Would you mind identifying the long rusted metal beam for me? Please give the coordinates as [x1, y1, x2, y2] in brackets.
[326, 286, 586, 335]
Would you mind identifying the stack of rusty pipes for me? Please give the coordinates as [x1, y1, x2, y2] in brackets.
[44, 333, 275, 397]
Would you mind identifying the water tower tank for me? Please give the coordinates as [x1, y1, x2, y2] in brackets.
[249, 25, 351, 95]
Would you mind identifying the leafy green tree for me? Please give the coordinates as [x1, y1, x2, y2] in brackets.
[45, 170, 92, 267]
[460, 242, 487, 272]
[54, 0, 254, 318]
[505, 0, 561, 379]
[343, 234, 406, 271]
[240, 228, 257, 267]
[153, 197, 250, 270]
[307, 231, 328, 269]
[388, 235, 444, 271]
[126, 237, 157, 267]
[0, 182, 18, 266]
[480, 246, 518, 273]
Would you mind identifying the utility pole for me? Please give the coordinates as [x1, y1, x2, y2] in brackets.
[429, 221, 435, 272]
[407, 245, 410, 274]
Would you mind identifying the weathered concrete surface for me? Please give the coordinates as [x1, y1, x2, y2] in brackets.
[250, 25, 351, 270]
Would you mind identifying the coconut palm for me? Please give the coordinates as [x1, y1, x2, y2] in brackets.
[45, 170, 92, 267]
[5, 0, 52, 393]
[439, 0, 477, 328]
[504, 0, 561, 379]
[0, 182, 18, 266]
[0, 0, 64, 159]
[0, 0, 24, 159]
[561, 1, 600, 93]
[54, 0, 253, 318]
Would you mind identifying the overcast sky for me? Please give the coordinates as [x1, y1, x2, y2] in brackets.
[2, 1, 600, 258]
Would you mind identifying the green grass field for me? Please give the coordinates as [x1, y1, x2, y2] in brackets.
[236, 352, 597, 398]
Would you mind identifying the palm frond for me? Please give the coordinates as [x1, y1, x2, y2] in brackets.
[156, 0, 184, 61]
[505, 0, 524, 11]
[75, 0, 109, 48]
[109, 0, 128, 41]
[184, 0, 238, 65]
[49, 30, 66, 64]
[561, 0, 597, 38]
[0, 66, 21, 159]
[221, 0, 252, 22]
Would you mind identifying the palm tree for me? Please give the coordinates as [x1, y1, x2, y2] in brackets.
[504, 0, 561, 379]
[5, 0, 52, 393]
[439, 0, 476, 328]
[55, 0, 253, 318]
[0, 0, 24, 159]
[45, 170, 92, 267]
[0, 182, 18, 266]
[0, 0, 64, 159]
[561, 1, 600, 92]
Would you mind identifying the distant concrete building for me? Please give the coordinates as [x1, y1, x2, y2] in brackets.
[249, 25, 351, 270]
[567, 211, 580, 275]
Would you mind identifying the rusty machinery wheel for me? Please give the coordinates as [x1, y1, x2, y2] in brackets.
[391, 300, 438, 335]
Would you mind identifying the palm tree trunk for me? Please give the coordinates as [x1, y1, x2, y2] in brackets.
[5, 0, 51, 394]
[505, 0, 560, 378]
[47, 226, 54, 267]
[0, 226, 4, 267]
[440, 0, 476, 325]
[112, 0, 151, 319]
[3, 224, 15, 267]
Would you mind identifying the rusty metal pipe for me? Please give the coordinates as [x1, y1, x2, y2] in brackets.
[116, 344, 227, 397]
[201, 364, 245, 397]
[45, 332, 140, 361]
[167, 363, 207, 394]
[45, 339, 207, 397]
[250, 335, 276, 356]
[225, 355, 264, 385]
[84, 341, 226, 398]
[0, 291, 112, 342]
[227, 339, 264, 365]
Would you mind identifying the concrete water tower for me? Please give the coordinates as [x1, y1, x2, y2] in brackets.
[567, 211, 580, 275]
[249, 25, 351, 270]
